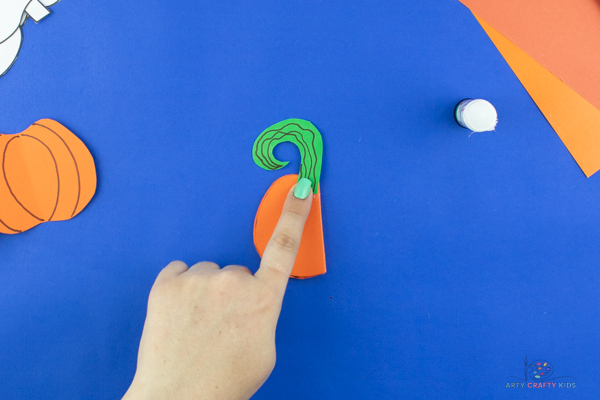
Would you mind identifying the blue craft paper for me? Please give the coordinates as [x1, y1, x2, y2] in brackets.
[0, 0, 598, 399]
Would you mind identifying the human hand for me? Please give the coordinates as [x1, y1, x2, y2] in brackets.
[122, 179, 314, 400]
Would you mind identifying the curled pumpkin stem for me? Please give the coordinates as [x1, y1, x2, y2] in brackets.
[252, 118, 323, 193]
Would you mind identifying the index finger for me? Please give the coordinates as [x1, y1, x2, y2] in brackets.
[254, 179, 313, 299]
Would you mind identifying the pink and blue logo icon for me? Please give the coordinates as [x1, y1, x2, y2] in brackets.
[528, 360, 553, 380]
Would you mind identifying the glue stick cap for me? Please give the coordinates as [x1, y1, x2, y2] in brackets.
[454, 99, 498, 132]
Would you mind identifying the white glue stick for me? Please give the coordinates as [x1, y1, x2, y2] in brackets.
[454, 99, 498, 132]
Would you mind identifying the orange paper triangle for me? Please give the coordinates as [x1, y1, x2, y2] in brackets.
[459, 0, 600, 116]
[474, 14, 600, 177]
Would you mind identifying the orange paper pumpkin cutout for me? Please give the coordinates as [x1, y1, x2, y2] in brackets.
[254, 174, 326, 279]
[0, 119, 97, 234]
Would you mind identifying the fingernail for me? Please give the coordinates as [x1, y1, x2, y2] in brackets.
[294, 178, 312, 199]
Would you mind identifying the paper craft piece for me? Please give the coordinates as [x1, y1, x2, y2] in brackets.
[0, 119, 97, 234]
[254, 174, 326, 279]
[24, 1, 50, 21]
[0, 0, 60, 77]
[475, 15, 600, 177]
[253, 119, 323, 194]
[253, 119, 326, 279]
[457, 0, 600, 114]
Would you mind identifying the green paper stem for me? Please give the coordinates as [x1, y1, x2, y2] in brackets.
[253, 118, 323, 193]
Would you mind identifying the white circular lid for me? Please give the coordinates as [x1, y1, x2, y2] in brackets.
[462, 99, 498, 132]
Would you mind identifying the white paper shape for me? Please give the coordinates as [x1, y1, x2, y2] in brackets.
[0, 0, 60, 77]
[25, 0, 50, 23]
[0, 28, 23, 77]
[0, 0, 31, 43]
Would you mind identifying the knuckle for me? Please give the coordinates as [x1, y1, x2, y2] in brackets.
[283, 203, 305, 218]
[273, 232, 299, 253]
[216, 268, 247, 286]
[262, 260, 291, 283]
[225, 265, 251, 274]
[189, 261, 219, 272]
[237, 266, 252, 275]
[158, 262, 180, 277]
[178, 275, 201, 292]
[180, 270, 214, 291]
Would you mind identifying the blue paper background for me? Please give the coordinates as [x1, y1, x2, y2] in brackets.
[0, 1, 597, 398]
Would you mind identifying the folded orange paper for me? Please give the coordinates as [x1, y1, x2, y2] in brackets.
[254, 174, 326, 279]
[475, 15, 600, 177]
[459, 0, 600, 114]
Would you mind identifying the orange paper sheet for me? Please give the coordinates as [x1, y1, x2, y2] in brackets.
[458, 0, 600, 113]
[475, 15, 600, 177]
[0, 119, 96, 234]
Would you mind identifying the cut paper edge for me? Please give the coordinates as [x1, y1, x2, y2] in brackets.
[474, 14, 600, 178]
[254, 174, 326, 279]
[0, 28, 23, 77]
